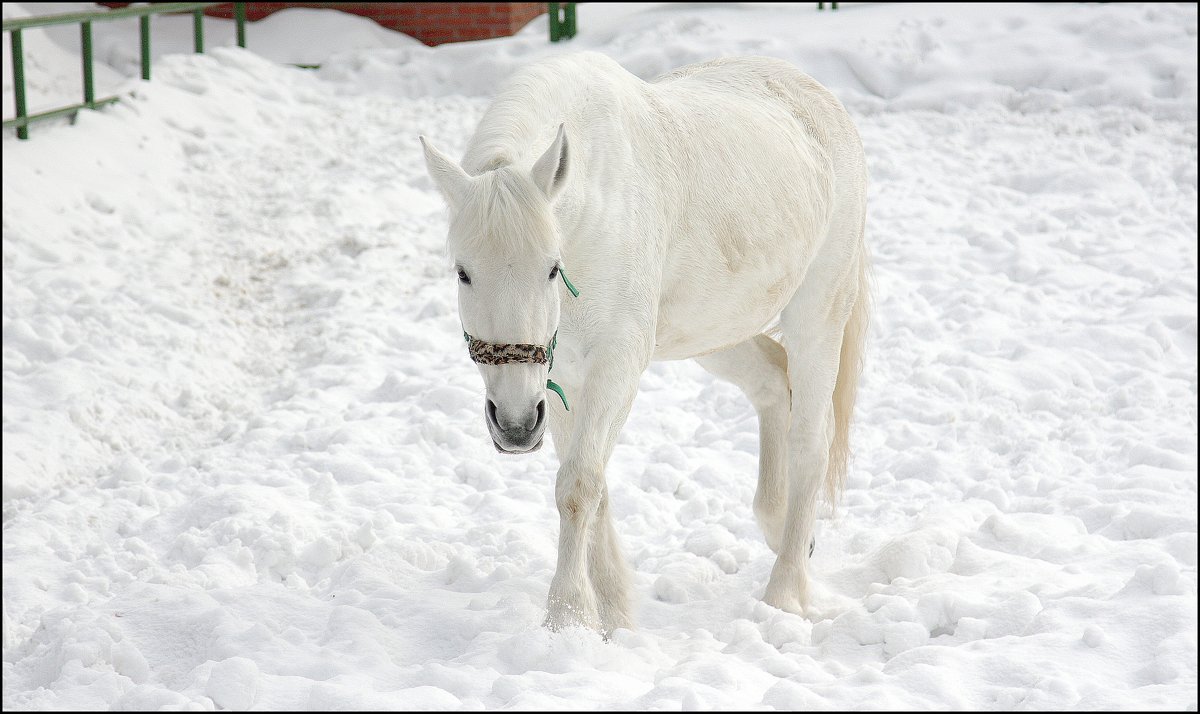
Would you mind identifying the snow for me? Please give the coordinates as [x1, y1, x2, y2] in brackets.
[3, 1, 1197, 710]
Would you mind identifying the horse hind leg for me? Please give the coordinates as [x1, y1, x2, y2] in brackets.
[766, 244, 868, 614]
[695, 334, 791, 552]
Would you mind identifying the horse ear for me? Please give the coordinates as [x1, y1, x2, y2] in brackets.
[531, 124, 569, 201]
[420, 136, 472, 208]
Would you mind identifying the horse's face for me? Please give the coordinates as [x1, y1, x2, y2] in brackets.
[452, 233, 562, 454]
[421, 127, 570, 454]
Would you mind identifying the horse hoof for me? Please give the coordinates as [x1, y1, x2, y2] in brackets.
[543, 596, 601, 633]
[764, 560, 811, 615]
[762, 585, 808, 615]
[543, 612, 602, 633]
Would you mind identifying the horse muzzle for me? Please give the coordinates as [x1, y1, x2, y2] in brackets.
[485, 397, 546, 454]
[493, 436, 544, 454]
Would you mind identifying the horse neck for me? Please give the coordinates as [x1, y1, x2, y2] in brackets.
[462, 75, 583, 176]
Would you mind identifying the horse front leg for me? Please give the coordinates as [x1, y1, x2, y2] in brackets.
[587, 484, 634, 632]
[543, 348, 645, 635]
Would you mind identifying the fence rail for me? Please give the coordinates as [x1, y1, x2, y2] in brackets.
[3, 2, 245, 139]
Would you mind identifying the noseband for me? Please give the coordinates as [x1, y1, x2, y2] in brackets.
[462, 268, 579, 410]
[465, 336, 549, 367]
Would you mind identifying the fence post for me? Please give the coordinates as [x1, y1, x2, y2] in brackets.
[548, 3, 575, 42]
[81, 21, 94, 105]
[139, 15, 150, 80]
[193, 9, 203, 53]
[548, 2, 560, 42]
[235, 2, 246, 48]
[11, 28, 27, 139]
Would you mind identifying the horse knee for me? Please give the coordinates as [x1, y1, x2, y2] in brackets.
[555, 461, 602, 521]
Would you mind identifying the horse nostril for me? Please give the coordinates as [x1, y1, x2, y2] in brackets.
[535, 399, 546, 430]
[486, 399, 499, 427]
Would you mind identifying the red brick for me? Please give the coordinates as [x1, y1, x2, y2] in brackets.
[165, 2, 550, 46]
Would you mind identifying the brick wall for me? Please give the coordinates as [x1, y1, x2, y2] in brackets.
[100, 3, 549, 46]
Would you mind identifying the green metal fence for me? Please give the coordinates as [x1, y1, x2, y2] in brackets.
[4, 2, 579, 141]
[3, 2, 246, 140]
[2, 3, 856, 142]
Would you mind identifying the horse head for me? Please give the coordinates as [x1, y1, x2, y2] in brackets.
[420, 125, 571, 454]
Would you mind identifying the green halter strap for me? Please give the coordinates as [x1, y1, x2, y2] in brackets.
[462, 268, 579, 410]
[558, 268, 579, 298]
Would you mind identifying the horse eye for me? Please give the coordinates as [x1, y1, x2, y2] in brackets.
[549, 265, 560, 281]
[457, 268, 471, 285]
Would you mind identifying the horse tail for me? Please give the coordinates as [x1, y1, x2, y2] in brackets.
[827, 241, 870, 507]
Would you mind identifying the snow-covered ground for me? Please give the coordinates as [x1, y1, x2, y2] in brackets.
[3, 2, 1197, 709]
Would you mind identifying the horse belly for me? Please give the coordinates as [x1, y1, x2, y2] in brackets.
[652, 240, 806, 360]
[653, 159, 828, 360]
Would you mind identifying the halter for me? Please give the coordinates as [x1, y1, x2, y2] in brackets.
[462, 268, 580, 410]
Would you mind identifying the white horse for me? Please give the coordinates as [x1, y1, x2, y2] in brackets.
[421, 52, 869, 633]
